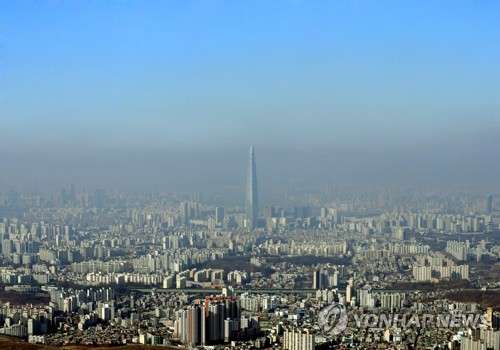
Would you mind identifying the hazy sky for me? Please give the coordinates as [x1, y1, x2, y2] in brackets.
[1, 1, 499, 189]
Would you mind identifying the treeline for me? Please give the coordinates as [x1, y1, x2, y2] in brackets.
[202, 256, 275, 275]
[267, 255, 351, 266]
[390, 280, 471, 290]
[0, 288, 49, 305]
[446, 290, 500, 310]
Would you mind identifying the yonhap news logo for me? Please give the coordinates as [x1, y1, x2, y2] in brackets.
[318, 304, 348, 336]
[318, 304, 489, 338]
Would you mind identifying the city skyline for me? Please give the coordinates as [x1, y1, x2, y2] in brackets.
[0, 2, 498, 349]
[0, 182, 497, 348]
[1, 1, 499, 189]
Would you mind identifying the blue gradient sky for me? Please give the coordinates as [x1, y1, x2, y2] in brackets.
[1, 1, 499, 188]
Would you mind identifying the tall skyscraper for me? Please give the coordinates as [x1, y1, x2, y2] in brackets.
[486, 194, 493, 214]
[180, 202, 189, 226]
[245, 146, 258, 229]
[215, 207, 224, 225]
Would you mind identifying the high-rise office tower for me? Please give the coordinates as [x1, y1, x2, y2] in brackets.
[245, 146, 259, 229]
[264, 205, 275, 232]
[486, 194, 493, 214]
[215, 207, 224, 225]
[180, 202, 189, 226]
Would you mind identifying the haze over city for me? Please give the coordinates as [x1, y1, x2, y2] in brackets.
[0, 2, 499, 349]
[1, 1, 499, 189]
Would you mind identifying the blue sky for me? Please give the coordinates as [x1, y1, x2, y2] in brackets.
[1, 1, 499, 187]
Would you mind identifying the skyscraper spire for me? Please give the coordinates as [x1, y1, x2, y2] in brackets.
[245, 146, 258, 229]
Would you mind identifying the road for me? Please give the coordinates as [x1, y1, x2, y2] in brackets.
[133, 287, 425, 294]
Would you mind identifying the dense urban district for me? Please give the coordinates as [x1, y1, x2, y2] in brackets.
[0, 151, 498, 350]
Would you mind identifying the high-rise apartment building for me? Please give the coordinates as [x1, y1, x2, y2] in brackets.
[175, 296, 249, 347]
[283, 328, 315, 350]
